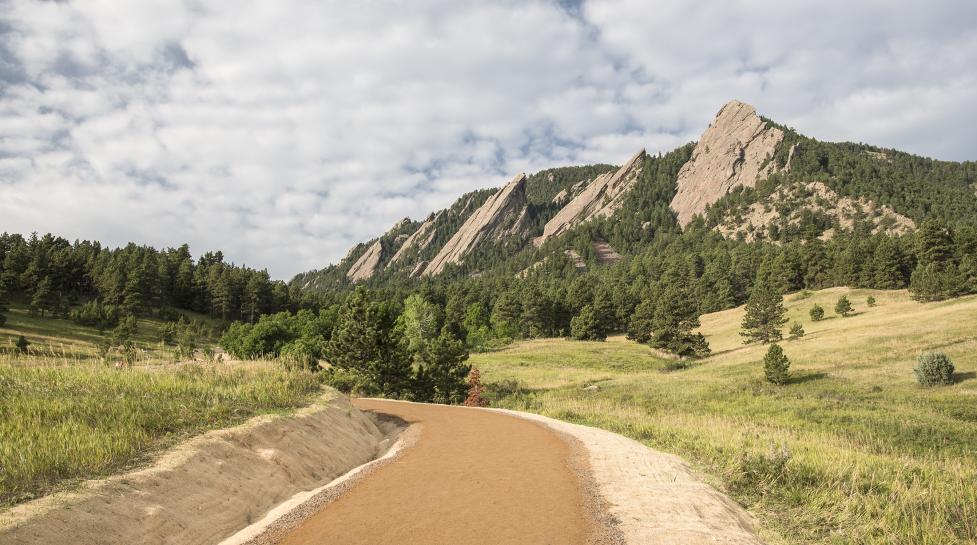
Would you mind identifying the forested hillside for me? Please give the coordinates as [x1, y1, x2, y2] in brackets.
[283, 100, 977, 362]
[0, 232, 300, 326]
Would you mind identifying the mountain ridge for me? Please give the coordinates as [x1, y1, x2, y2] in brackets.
[292, 99, 977, 290]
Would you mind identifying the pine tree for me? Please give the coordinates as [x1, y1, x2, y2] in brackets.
[626, 297, 656, 343]
[0, 283, 8, 327]
[649, 284, 710, 358]
[740, 278, 788, 344]
[788, 321, 805, 340]
[809, 304, 824, 321]
[763, 344, 790, 385]
[325, 289, 413, 397]
[570, 305, 606, 341]
[30, 276, 56, 317]
[490, 290, 522, 338]
[417, 329, 470, 404]
[835, 295, 854, 317]
[866, 296, 876, 307]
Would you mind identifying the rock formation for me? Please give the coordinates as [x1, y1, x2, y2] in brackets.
[389, 211, 443, 266]
[670, 100, 784, 226]
[424, 173, 528, 275]
[346, 240, 382, 282]
[536, 149, 646, 246]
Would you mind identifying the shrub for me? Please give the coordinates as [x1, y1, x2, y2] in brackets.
[809, 304, 824, 321]
[321, 366, 373, 395]
[71, 299, 120, 331]
[763, 344, 790, 385]
[866, 296, 877, 307]
[788, 322, 805, 340]
[835, 296, 854, 317]
[914, 352, 955, 387]
[15, 335, 30, 353]
[464, 367, 488, 407]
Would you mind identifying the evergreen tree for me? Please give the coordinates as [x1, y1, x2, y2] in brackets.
[16, 335, 30, 353]
[649, 284, 710, 358]
[835, 295, 854, 317]
[763, 344, 790, 385]
[740, 278, 788, 344]
[416, 329, 470, 404]
[30, 276, 56, 317]
[490, 291, 522, 339]
[866, 296, 876, 307]
[626, 297, 656, 343]
[570, 305, 606, 341]
[325, 289, 413, 397]
[788, 321, 805, 340]
[809, 304, 824, 321]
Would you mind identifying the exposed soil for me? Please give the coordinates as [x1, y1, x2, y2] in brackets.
[275, 399, 620, 545]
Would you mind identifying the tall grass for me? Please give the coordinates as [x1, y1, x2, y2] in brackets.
[474, 288, 977, 545]
[0, 361, 321, 506]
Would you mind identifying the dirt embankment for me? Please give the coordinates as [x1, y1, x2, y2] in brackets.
[0, 392, 398, 545]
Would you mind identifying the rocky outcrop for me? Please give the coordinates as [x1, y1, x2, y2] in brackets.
[389, 211, 443, 266]
[670, 100, 784, 226]
[716, 181, 916, 242]
[346, 240, 382, 282]
[424, 173, 528, 275]
[536, 149, 646, 246]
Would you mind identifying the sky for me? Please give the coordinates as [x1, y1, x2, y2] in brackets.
[1, 0, 975, 279]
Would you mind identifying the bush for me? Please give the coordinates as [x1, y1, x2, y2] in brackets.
[763, 344, 790, 385]
[71, 300, 120, 331]
[866, 296, 877, 307]
[15, 335, 30, 353]
[320, 366, 373, 395]
[809, 304, 824, 321]
[914, 352, 955, 387]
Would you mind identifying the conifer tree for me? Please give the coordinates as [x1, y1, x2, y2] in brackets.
[0, 283, 7, 327]
[740, 278, 788, 344]
[326, 289, 413, 397]
[30, 276, 55, 317]
[650, 284, 710, 358]
[626, 297, 656, 344]
[788, 321, 805, 340]
[763, 344, 790, 385]
[416, 329, 470, 404]
[835, 295, 854, 317]
[809, 304, 824, 321]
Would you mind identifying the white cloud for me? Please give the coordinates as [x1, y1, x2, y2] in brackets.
[1, 0, 975, 278]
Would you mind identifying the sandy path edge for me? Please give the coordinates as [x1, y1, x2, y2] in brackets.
[227, 419, 422, 545]
[488, 408, 767, 545]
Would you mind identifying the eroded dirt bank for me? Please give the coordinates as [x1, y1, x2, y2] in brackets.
[0, 392, 393, 545]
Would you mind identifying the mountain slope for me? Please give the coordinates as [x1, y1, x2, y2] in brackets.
[293, 99, 977, 292]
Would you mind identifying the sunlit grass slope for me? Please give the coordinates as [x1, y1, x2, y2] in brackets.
[0, 307, 321, 507]
[473, 287, 977, 545]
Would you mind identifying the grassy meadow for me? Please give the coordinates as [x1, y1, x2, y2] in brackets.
[0, 306, 322, 507]
[473, 287, 977, 545]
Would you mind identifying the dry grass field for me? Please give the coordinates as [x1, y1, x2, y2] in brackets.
[473, 287, 977, 545]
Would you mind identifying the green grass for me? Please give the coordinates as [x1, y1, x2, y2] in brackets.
[473, 287, 977, 545]
[0, 362, 321, 506]
[0, 303, 223, 365]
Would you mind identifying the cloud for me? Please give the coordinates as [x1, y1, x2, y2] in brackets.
[0, 0, 974, 278]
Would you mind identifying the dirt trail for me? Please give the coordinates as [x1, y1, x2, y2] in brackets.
[276, 399, 607, 545]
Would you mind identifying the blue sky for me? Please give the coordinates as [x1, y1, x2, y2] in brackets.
[1, 0, 975, 278]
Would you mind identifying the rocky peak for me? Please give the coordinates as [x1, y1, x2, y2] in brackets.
[536, 149, 646, 245]
[669, 100, 784, 227]
[424, 173, 528, 275]
[346, 240, 382, 282]
[389, 210, 444, 266]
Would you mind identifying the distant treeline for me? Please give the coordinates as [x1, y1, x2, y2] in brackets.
[0, 232, 312, 323]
